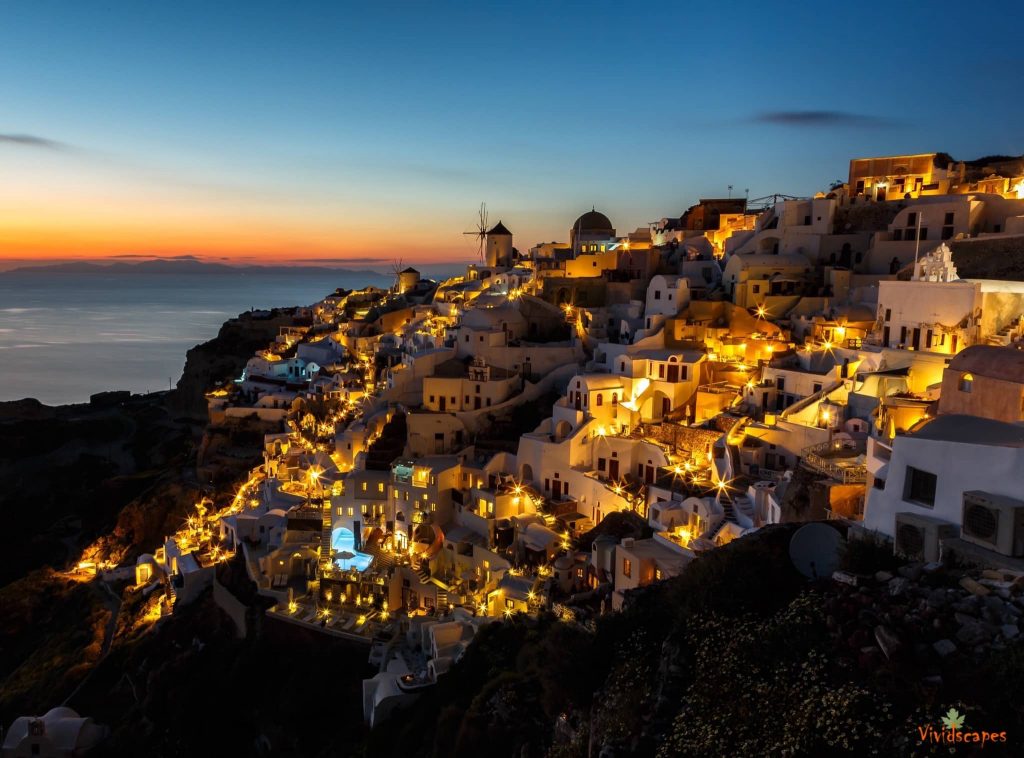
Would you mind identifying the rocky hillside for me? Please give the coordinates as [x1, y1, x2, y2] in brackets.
[363, 526, 1024, 757]
[952, 237, 1024, 281]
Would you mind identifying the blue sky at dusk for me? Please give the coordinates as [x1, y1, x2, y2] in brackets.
[1, 0, 1021, 265]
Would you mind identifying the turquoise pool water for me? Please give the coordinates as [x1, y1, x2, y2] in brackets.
[330, 527, 373, 572]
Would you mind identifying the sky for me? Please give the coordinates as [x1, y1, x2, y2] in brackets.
[1, 0, 1022, 268]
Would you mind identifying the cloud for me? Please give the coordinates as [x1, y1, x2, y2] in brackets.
[290, 257, 391, 264]
[0, 133, 69, 150]
[751, 110, 895, 128]
[108, 254, 201, 260]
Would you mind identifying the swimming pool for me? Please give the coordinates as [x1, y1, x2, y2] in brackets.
[330, 527, 374, 572]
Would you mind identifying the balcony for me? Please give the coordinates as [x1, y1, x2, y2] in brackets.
[802, 438, 867, 483]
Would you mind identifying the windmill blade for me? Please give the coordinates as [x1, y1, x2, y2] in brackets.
[462, 202, 489, 260]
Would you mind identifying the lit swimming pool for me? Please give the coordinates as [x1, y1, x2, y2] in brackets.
[330, 527, 374, 572]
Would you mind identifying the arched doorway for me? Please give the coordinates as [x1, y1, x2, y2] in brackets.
[520, 463, 535, 485]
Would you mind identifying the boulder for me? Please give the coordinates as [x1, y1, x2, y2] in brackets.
[959, 577, 990, 596]
[874, 625, 903, 660]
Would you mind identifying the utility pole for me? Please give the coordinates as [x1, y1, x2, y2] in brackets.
[912, 210, 922, 278]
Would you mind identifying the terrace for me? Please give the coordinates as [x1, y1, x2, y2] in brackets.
[801, 438, 867, 483]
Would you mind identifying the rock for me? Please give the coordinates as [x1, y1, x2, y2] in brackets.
[983, 595, 1005, 610]
[899, 564, 923, 581]
[952, 600, 978, 616]
[888, 577, 910, 597]
[832, 571, 859, 587]
[933, 639, 957, 657]
[955, 612, 979, 627]
[956, 620, 991, 646]
[875, 570, 894, 583]
[874, 625, 903, 660]
[960, 577, 990, 596]
[926, 588, 949, 609]
[1001, 624, 1019, 639]
[923, 562, 943, 574]
[983, 608, 1003, 625]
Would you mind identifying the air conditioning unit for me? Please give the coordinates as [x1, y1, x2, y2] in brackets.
[894, 512, 959, 562]
[961, 491, 1024, 557]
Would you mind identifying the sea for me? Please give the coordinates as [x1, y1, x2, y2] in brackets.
[0, 268, 394, 406]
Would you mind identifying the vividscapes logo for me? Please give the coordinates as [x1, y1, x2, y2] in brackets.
[916, 708, 1007, 747]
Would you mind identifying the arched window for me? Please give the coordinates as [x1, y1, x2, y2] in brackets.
[611, 393, 618, 405]
[596, 394, 603, 406]
[959, 373, 974, 393]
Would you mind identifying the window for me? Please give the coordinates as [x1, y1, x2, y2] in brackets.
[944, 212, 955, 225]
[623, 558, 632, 578]
[598, 457, 606, 471]
[654, 290, 661, 300]
[596, 394, 603, 406]
[655, 568, 662, 581]
[919, 227, 928, 241]
[361, 482, 367, 492]
[612, 393, 618, 405]
[959, 373, 973, 392]
[752, 284, 761, 294]
[658, 364, 665, 379]
[429, 395, 435, 402]
[347, 507, 354, 516]
[904, 466, 937, 507]
[505, 598, 515, 610]
[884, 308, 891, 322]
[906, 212, 917, 227]
[378, 482, 384, 493]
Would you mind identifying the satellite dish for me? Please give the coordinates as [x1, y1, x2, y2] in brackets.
[789, 523, 845, 579]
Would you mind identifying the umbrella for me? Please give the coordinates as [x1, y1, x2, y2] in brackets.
[337, 550, 355, 569]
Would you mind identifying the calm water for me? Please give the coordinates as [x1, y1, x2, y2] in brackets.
[0, 270, 389, 405]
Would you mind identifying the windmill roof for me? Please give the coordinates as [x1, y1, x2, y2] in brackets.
[400, 267, 420, 274]
[487, 221, 512, 236]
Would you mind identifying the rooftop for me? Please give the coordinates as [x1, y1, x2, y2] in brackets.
[947, 345, 1024, 383]
[911, 414, 1024, 448]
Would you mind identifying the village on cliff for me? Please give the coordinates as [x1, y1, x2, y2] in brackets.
[51, 151, 1024, 733]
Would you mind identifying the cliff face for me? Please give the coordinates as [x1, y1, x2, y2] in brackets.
[170, 308, 301, 418]
[0, 395, 191, 586]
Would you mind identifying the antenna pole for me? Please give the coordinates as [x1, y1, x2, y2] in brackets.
[913, 211, 922, 278]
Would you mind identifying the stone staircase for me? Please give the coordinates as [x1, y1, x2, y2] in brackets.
[705, 497, 737, 543]
[365, 542, 396, 571]
[320, 509, 332, 561]
[987, 318, 1022, 346]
